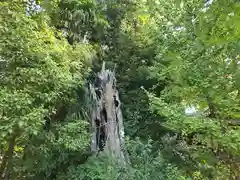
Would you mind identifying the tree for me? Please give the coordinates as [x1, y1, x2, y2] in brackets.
[146, 0, 240, 178]
[1, 0, 239, 179]
[0, 1, 93, 179]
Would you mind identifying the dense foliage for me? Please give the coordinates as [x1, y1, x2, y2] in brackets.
[0, 0, 239, 179]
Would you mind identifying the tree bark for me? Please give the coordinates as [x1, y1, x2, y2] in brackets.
[86, 62, 128, 164]
[0, 135, 16, 179]
[0, 150, 8, 178]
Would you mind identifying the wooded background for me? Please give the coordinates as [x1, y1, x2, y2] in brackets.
[0, 0, 240, 179]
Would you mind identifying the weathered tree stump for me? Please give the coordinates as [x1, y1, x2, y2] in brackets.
[85, 62, 128, 164]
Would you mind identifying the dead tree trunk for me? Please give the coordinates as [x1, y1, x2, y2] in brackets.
[85, 62, 128, 164]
